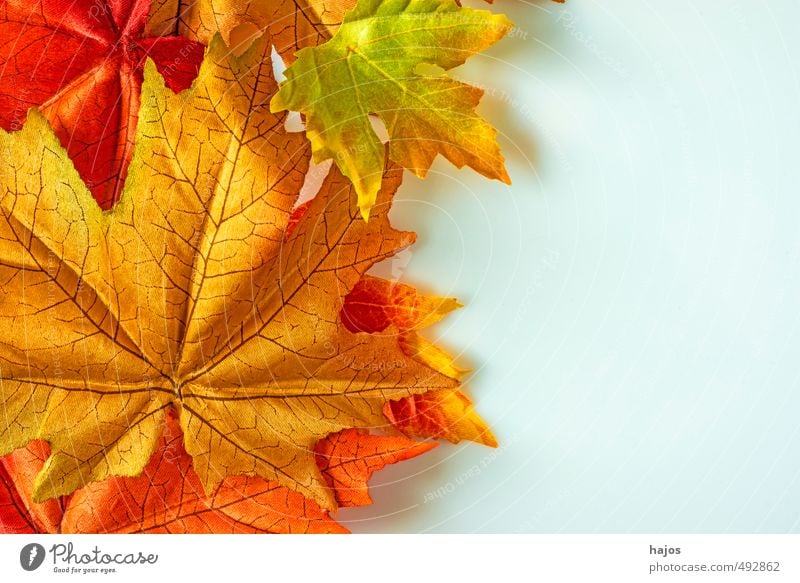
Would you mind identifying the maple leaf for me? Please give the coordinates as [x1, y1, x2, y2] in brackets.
[271, 0, 513, 217]
[0, 441, 61, 534]
[0, 0, 205, 208]
[316, 425, 436, 508]
[343, 276, 497, 446]
[0, 412, 435, 533]
[146, 0, 357, 64]
[0, 35, 457, 511]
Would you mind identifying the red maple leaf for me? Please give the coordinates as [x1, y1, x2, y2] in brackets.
[0, 0, 204, 208]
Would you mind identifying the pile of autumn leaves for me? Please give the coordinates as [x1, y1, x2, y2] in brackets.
[0, 0, 511, 533]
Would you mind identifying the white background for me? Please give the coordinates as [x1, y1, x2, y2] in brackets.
[336, 0, 800, 533]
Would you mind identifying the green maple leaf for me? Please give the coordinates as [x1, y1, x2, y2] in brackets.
[271, 0, 513, 218]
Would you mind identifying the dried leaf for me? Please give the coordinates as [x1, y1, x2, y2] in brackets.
[0, 467, 35, 533]
[342, 276, 461, 334]
[62, 414, 344, 534]
[1, 446, 65, 535]
[0, 35, 456, 511]
[343, 276, 497, 446]
[0, 413, 433, 533]
[146, 0, 356, 62]
[0, 0, 204, 207]
[0, 442, 62, 534]
[271, 0, 512, 217]
[385, 389, 498, 448]
[317, 427, 436, 508]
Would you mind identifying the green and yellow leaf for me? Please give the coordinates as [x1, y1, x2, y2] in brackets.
[271, 0, 513, 217]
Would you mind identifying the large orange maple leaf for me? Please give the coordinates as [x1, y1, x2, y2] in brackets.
[0, 412, 434, 534]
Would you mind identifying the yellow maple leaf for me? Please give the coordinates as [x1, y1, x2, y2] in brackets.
[0, 36, 456, 511]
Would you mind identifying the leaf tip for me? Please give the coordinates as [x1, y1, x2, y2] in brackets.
[312, 480, 339, 513]
[442, 297, 464, 314]
[499, 165, 512, 185]
[30, 461, 61, 505]
[141, 56, 163, 87]
[355, 180, 381, 222]
[477, 427, 499, 449]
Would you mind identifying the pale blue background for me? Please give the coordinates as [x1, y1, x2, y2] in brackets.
[336, 0, 800, 532]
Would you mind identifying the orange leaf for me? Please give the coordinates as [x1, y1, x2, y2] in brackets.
[146, 0, 356, 63]
[62, 413, 343, 534]
[0, 442, 63, 534]
[317, 429, 437, 508]
[342, 276, 460, 335]
[342, 276, 497, 447]
[385, 390, 498, 448]
[0, 413, 435, 533]
[0, 462, 38, 534]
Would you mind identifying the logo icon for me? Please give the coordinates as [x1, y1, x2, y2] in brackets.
[20, 543, 46, 571]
